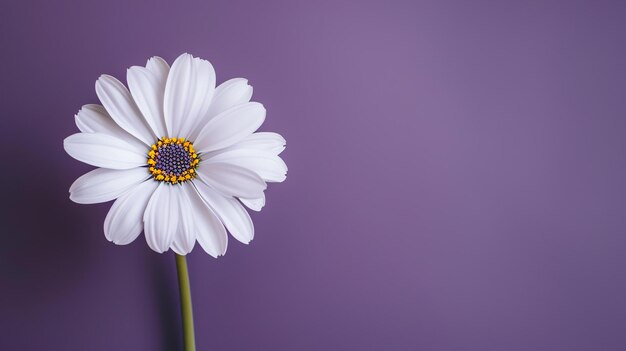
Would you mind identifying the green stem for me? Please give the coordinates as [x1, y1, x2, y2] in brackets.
[175, 254, 196, 351]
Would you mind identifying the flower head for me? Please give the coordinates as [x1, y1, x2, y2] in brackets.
[64, 53, 287, 257]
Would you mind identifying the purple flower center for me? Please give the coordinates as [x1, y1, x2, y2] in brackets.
[154, 143, 193, 177]
[147, 137, 199, 184]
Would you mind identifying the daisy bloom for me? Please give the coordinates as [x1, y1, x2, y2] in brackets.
[64, 53, 287, 257]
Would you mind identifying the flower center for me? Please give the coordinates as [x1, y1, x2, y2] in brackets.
[147, 137, 199, 184]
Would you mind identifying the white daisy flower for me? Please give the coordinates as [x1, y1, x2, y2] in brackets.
[64, 53, 287, 257]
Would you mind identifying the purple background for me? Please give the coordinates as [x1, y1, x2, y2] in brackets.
[2, 0, 626, 350]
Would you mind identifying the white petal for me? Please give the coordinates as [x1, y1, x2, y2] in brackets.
[164, 53, 215, 138]
[146, 56, 170, 78]
[235, 132, 286, 155]
[194, 180, 254, 244]
[75, 104, 111, 133]
[64, 133, 147, 169]
[74, 104, 146, 151]
[69, 168, 149, 204]
[190, 78, 252, 139]
[240, 194, 265, 212]
[104, 180, 158, 245]
[186, 184, 227, 257]
[170, 186, 196, 255]
[197, 162, 266, 198]
[204, 149, 287, 183]
[194, 102, 266, 153]
[143, 184, 182, 253]
[127, 62, 169, 138]
[96, 74, 156, 145]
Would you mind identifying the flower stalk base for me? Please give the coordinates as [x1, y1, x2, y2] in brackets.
[176, 254, 196, 351]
